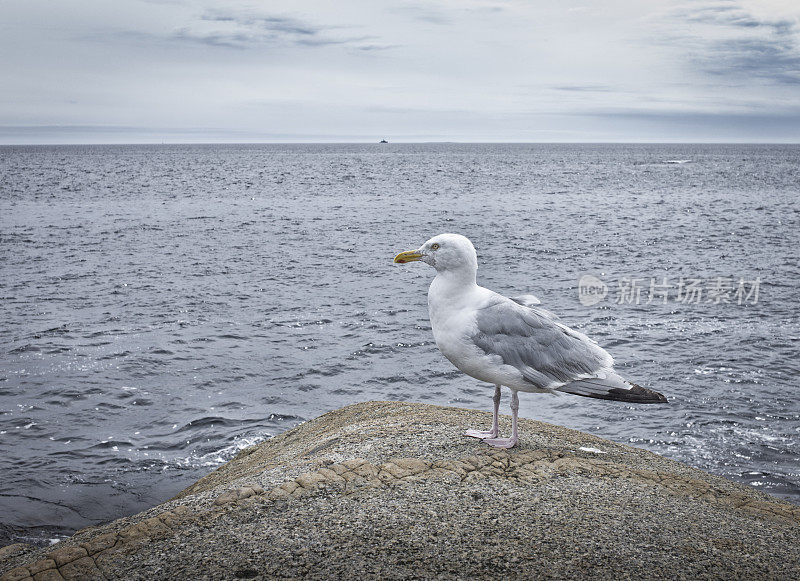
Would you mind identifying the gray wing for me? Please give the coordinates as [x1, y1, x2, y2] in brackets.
[472, 295, 613, 389]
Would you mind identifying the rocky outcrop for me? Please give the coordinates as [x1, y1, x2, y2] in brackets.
[2, 401, 799, 580]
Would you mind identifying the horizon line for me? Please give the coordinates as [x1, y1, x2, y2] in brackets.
[2, 140, 800, 146]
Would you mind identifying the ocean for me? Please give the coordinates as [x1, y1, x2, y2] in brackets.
[1, 143, 798, 546]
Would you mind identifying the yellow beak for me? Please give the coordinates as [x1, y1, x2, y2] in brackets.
[394, 249, 424, 264]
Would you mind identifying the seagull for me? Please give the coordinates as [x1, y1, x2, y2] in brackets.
[394, 233, 667, 449]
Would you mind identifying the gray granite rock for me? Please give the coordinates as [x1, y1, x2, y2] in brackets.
[2, 401, 798, 580]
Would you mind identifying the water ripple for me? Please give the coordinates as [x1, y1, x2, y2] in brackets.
[1, 143, 798, 546]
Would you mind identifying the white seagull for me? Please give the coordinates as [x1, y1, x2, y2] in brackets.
[394, 233, 667, 449]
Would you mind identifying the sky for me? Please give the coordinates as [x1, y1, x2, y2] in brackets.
[1, 0, 799, 143]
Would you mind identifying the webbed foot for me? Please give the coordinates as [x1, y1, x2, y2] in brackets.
[482, 436, 518, 449]
[464, 428, 499, 439]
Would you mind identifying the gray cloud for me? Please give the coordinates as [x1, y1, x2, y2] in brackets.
[573, 108, 800, 142]
[708, 36, 800, 84]
[552, 84, 614, 93]
[97, 8, 389, 51]
[674, 1, 800, 85]
[683, 3, 793, 34]
[189, 10, 368, 49]
[170, 28, 252, 49]
[2, 1, 799, 143]
[409, 13, 451, 25]
[392, 0, 505, 24]
[391, 3, 453, 26]
[201, 13, 322, 37]
[352, 43, 401, 52]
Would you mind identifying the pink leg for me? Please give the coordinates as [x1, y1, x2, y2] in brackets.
[484, 390, 519, 449]
[464, 385, 501, 439]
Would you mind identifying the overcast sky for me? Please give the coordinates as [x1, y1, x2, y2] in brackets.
[2, 0, 799, 143]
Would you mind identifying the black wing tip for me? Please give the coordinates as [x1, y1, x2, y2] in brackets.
[562, 383, 669, 404]
[607, 383, 668, 404]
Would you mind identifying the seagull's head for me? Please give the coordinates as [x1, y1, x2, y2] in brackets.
[394, 233, 478, 274]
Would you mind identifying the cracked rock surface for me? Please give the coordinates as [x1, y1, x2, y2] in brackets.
[2, 401, 798, 580]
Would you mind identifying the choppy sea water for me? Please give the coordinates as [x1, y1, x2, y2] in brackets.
[1, 143, 798, 546]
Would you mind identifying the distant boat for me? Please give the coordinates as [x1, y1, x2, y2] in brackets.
[379, 139, 388, 143]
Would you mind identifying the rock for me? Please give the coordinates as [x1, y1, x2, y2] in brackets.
[1, 401, 798, 580]
[48, 547, 86, 568]
[0, 548, 29, 565]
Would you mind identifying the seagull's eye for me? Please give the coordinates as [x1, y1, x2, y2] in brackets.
[431, 243, 440, 250]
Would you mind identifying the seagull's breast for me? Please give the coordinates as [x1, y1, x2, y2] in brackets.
[427, 280, 525, 387]
[427, 281, 481, 360]
[429, 301, 478, 364]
